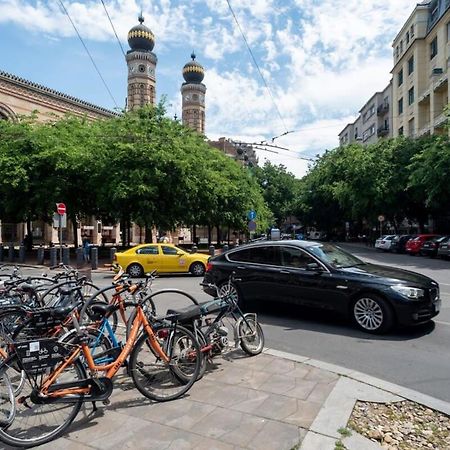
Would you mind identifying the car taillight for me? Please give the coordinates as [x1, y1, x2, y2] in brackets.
[113, 254, 117, 261]
[206, 262, 213, 272]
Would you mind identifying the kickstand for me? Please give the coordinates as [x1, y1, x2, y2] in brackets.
[92, 401, 98, 412]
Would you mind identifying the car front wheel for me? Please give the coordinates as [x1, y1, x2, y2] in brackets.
[189, 262, 205, 276]
[127, 263, 144, 278]
[352, 294, 394, 334]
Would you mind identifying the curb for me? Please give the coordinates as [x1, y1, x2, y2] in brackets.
[264, 348, 450, 416]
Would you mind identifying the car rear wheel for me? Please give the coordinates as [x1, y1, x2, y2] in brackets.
[189, 262, 205, 276]
[352, 294, 394, 334]
[218, 282, 243, 308]
[127, 263, 144, 278]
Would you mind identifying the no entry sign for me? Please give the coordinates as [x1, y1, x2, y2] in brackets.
[56, 203, 66, 215]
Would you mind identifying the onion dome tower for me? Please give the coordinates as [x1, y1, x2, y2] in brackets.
[126, 14, 157, 110]
[181, 52, 206, 134]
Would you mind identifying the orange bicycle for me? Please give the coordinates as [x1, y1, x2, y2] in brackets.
[0, 293, 201, 448]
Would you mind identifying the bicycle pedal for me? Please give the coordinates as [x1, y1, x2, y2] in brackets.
[102, 399, 111, 406]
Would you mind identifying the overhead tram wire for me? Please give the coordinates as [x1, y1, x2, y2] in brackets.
[225, 0, 288, 134]
[100, 0, 127, 58]
[58, 0, 119, 109]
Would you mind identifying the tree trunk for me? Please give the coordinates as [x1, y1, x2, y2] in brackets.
[207, 224, 212, 246]
[145, 223, 152, 243]
[216, 225, 220, 245]
[192, 224, 197, 245]
[71, 215, 78, 248]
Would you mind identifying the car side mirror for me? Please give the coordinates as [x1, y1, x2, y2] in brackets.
[306, 262, 323, 272]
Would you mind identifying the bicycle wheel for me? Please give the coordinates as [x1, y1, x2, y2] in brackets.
[129, 324, 200, 402]
[239, 316, 264, 356]
[0, 355, 86, 448]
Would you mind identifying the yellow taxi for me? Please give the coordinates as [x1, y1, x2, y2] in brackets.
[113, 243, 210, 277]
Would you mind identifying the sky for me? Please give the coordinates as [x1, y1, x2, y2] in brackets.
[0, 0, 417, 178]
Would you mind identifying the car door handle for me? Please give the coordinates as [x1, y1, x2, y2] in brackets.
[279, 270, 290, 274]
[237, 266, 247, 270]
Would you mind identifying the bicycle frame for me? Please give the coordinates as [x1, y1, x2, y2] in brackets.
[38, 305, 169, 399]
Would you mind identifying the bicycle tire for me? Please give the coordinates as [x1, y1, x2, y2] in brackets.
[129, 324, 200, 402]
[0, 355, 86, 448]
[239, 316, 264, 356]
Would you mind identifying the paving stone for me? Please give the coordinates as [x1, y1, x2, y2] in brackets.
[300, 431, 337, 449]
[284, 399, 324, 428]
[203, 365, 257, 385]
[187, 379, 253, 408]
[190, 406, 266, 445]
[285, 362, 312, 379]
[306, 380, 338, 404]
[121, 397, 217, 431]
[231, 391, 299, 421]
[260, 356, 297, 375]
[230, 353, 277, 371]
[284, 380, 318, 400]
[247, 418, 303, 450]
[235, 368, 273, 389]
[257, 373, 298, 395]
[304, 367, 339, 383]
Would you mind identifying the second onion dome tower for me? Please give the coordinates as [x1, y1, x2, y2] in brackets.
[181, 52, 206, 134]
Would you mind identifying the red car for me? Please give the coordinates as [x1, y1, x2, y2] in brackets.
[405, 234, 440, 255]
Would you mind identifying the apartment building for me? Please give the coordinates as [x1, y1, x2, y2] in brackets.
[392, 0, 449, 137]
[338, 82, 392, 146]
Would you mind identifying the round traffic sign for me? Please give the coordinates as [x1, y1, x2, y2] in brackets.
[56, 203, 66, 215]
[378, 215, 385, 222]
[248, 220, 257, 231]
[248, 210, 257, 220]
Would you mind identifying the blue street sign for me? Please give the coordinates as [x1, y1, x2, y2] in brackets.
[247, 210, 257, 220]
[248, 220, 257, 231]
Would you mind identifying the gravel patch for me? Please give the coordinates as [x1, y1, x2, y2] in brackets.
[348, 400, 450, 449]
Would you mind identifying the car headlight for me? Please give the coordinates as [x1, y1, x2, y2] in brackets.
[391, 285, 425, 300]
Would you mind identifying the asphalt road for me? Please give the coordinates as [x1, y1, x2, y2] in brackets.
[11, 246, 450, 402]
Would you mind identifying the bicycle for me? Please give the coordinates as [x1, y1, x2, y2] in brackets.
[0, 294, 201, 447]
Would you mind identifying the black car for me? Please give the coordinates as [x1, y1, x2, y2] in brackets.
[437, 237, 450, 259]
[420, 236, 447, 257]
[203, 241, 440, 334]
[390, 235, 415, 253]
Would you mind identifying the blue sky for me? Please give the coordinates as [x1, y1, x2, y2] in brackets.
[0, 0, 416, 177]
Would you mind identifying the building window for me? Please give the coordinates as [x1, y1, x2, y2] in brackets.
[369, 104, 375, 116]
[410, 24, 414, 37]
[400, 40, 403, 54]
[398, 98, 403, 115]
[406, 31, 410, 44]
[399, 126, 404, 136]
[395, 46, 399, 58]
[408, 56, 414, 75]
[408, 87, 414, 105]
[447, 22, 450, 42]
[408, 118, 415, 136]
[398, 69, 403, 86]
[430, 36, 438, 59]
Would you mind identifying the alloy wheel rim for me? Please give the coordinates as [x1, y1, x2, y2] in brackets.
[192, 264, 204, 276]
[354, 297, 384, 330]
[218, 284, 238, 303]
[129, 265, 142, 277]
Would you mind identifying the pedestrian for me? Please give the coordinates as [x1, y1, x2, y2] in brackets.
[82, 235, 90, 262]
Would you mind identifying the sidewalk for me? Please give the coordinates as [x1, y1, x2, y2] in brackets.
[29, 348, 450, 450]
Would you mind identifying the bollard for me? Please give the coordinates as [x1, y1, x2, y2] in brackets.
[37, 246, 44, 265]
[223, 244, 229, 253]
[0, 244, 3, 262]
[209, 245, 215, 256]
[91, 247, 98, 270]
[62, 246, 70, 266]
[76, 247, 84, 267]
[8, 243, 14, 262]
[49, 247, 57, 267]
[19, 245, 25, 263]
[110, 247, 116, 263]
[191, 245, 198, 254]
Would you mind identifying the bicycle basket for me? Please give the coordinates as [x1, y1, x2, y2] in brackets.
[15, 337, 70, 373]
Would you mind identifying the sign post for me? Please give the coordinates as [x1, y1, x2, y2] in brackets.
[56, 203, 66, 263]
[378, 215, 385, 238]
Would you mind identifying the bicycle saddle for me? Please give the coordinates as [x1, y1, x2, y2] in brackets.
[166, 304, 203, 322]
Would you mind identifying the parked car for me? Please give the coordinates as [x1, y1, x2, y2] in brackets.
[437, 237, 450, 259]
[375, 235, 396, 251]
[390, 235, 416, 253]
[405, 235, 441, 256]
[202, 241, 440, 334]
[420, 236, 447, 257]
[113, 243, 210, 277]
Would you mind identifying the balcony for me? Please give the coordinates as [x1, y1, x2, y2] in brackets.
[434, 112, 448, 128]
[377, 126, 390, 137]
[377, 104, 389, 116]
[418, 89, 430, 103]
[418, 123, 431, 136]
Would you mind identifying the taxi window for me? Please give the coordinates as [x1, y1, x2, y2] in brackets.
[136, 246, 158, 255]
[161, 246, 178, 255]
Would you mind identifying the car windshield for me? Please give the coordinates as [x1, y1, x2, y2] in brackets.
[308, 243, 365, 269]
